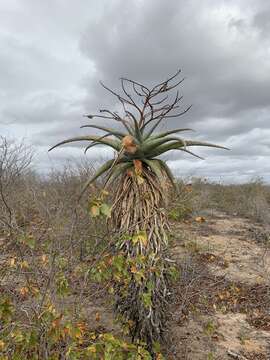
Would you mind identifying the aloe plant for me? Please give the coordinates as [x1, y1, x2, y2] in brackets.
[49, 69, 228, 352]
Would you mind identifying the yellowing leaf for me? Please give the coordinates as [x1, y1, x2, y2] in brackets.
[0, 340, 5, 351]
[87, 345, 96, 353]
[218, 293, 224, 300]
[11, 330, 24, 342]
[19, 287, 29, 297]
[74, 327, 83, 339]
[132, 231, 148, 247]
[9, 258, 16, 267]
[41, 254, 48, 264]
[101, 189, 109, 197]
[47, 304, 56, 314]
[195, 216, 206, 223]
[20, 260, 29, 269]
[137, 175, 144, 185]
[130, 265, 138, 274]
[95, 312, 101, 322]
[122, 342, 129, 350]
[108, 286, 114, 294]
[90, 205, 100, 218]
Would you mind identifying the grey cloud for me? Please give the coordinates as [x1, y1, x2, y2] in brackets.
[0, 34, 80, 96]
[1, 0, 269, 182]
[253, 8, 270, 35]
[77, 0, 270, 181]
[80, 0, 270, 125]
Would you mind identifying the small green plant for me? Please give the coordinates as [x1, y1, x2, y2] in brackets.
[203, 320, 217, 336]
[184, 240, 205, 254]
[207, 352, 215, 360]
[89, 191, 112, 218]
[0, 296, 156, 360]
[86, 333, 154, 360]
[168, 204, 192, 221]
[238, 328, 250, 345]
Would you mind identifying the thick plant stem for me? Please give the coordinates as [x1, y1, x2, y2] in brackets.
[110, 167, 170, 353]
[111, 169, 169, 255]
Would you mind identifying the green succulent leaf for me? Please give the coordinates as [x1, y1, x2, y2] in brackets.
[48, 136, 121, 152]
[144, 128, 194, 141]
[185, 140, 230, 150]
[142, 137, 185, 155]
[179, 148, 204, 160]
[148, 140, 229, 158]
[125, 111, 143, 142]
[80, 125, 126, 140]
[143, 159, 164, 180]
[83, 134, 118, 154]
[79, 159, 115, 198]
[106, 162, 133, 184]
[84, 142, 102, 154]
[143, 118, 163, 138]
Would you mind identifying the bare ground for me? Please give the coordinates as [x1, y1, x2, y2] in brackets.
[168, 212, 270, 359]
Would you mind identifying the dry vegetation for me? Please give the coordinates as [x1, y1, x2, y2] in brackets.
[0, 137, 270, 359]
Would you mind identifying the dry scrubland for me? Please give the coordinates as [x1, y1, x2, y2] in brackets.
[0, 139, 270, 359]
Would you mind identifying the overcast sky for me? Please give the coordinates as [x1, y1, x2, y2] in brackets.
[0, 0, 269, 183]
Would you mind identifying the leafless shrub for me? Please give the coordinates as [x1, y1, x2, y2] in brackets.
[0, 136, 34, 232]
[0, 138, 113, 358]
[186, 177, 270, 223]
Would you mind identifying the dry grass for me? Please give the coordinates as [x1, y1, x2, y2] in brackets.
[190, 178, 270, 224]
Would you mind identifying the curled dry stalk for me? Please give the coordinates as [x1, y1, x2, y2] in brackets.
[49, 69, 228, 354]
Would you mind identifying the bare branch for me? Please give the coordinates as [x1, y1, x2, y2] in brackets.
[120, 78, 142, 114]
[163, 105, 192, 119]
[83, 114, 115, 120]
[120, 77, 150, 96]
[149, 95, 169, 106]
[151, 68, 182, 93]
[86, 69, 190, 136]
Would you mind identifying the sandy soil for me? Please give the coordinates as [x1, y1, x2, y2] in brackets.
[169, 212, 270, 359]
